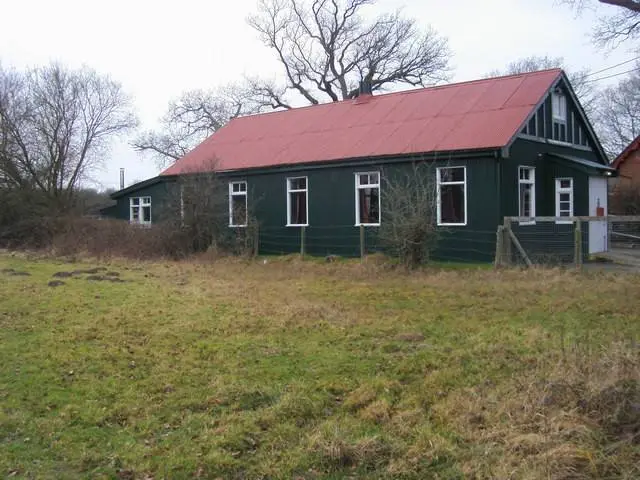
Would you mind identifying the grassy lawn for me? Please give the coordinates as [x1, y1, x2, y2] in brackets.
[1, 253, 639, 479]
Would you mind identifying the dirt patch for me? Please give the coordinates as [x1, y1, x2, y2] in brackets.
[1, 268, 15, 273]
[9, 271, 31, 276]
[104, 271, 120, 277]
[48, 280, 65, 287]
[53, 271, 73, 278]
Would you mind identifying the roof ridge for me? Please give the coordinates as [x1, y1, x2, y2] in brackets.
[227, 68, 564, 124]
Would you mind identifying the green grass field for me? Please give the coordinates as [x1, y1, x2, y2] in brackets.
[1, 253, 639, 479]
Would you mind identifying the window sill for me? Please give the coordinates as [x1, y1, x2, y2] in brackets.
[355, 223, 380, 227]
[229, 224, 247, 228]
[519, 220, 536, 226]
[286, 224, 309, 227]
[437, 223, 467, 227]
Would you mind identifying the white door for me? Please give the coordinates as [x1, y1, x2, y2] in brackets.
[588, 176, 608, 254]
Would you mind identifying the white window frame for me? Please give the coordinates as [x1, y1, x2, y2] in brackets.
[355, 171, 381, 226]
[436, 166, 467, 226]
[555, 177, 574, 224]
[552, 92, 567, 122]
[228, 181, 248, 227]
[129, 196, 152, 226]
[518, 166, 536, 225]
[286, 176, 309, 227]
[552, 92, 567, 142]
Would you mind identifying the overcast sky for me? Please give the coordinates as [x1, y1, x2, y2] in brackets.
[0, 0, 635, 190]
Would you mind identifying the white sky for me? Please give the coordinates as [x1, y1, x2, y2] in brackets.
[0, 0, 635, 190]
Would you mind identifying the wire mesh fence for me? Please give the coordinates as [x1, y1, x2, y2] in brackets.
[496, 216, 640, 268]
[252, 224, 497, 263]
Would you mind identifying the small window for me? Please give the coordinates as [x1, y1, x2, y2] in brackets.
[518, 167, 535, 224]
[552, 92, 567, 142]
[229, 181, 248, 227]
[437, 167, 467, 226]
[130, 197, 151, 225]
[287, 176, 308, 226]
[355, 172, 380, 225]
[555, 178, 573, 223]
[552, 92, 567, 122]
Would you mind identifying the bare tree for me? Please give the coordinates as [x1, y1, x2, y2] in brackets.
[0, 63, 137, 205]
[593, 65, 640, 156]
[486, 55, 598, 116]
[247, 0, 451, 108]
[561, 0, 640, 46]
[132, 84, 266, 168]
[378, 162, 440, 268]
[161, 160, 259, 255]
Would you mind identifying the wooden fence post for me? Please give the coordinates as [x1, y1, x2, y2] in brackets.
[495, 225, 504, 268]
[360, 224, 365, 262]
[503, 217, 512, 266]
[300, 226, 306, 259]
[253, 224, 259, 258]
[574, 220, 583, 269]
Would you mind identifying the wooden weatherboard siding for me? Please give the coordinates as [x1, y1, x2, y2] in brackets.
[505, 138, 605, 262]
[112, 178, 177, 224]
[110, 154, 502, 262]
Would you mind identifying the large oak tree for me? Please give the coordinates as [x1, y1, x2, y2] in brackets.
[248, 0, 451, 107]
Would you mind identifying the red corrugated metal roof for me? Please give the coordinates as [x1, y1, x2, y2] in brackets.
[162, 69, 562, 175]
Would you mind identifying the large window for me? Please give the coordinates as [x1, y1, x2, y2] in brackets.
[287, 176, 308, 226]
[355, 172, 380, 225]
[518, 166, 536, 224]
[130, 197, 151, 225]
[552, 92, 567, 142]
[437, 167, 466, 226]
[555, 178, 574, 223]
[229, 181, 247, 227]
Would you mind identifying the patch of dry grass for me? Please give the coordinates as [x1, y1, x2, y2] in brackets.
[0, 253, 638, 478]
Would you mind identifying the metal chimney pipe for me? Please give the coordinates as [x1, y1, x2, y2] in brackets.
[120, 168, 125, 190]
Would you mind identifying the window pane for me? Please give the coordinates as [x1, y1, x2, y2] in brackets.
[132, 198, 139, 206]
[231, 195, 247, 225]
[232, 183, 240, 193]
[440, 167, 464, 183]
[359, 174, 369, 186]
[440, 184, 465, 224]
[560, 179, 571, 189]
[519, 183, 533, 217]
[560, 193, 570, 202]
[369, 173, 379, 184]
[131, 206, 139, 221]
[290, 191, 307, 224]
[239, 182, 246, 192]
[142, 206, 151, 222]
[359, 187, 380, 224]
[290, 177, 306, 190]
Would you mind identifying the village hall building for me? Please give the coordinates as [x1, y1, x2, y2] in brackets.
[107, 69, 615, 262]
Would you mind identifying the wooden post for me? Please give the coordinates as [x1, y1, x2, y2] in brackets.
[253, 224, 259, 258]
[574, 220, 583, 269]
[360, 224, 365, 262]
[495, 225, 504, 268]
[300, 225, 306, 259]
[503, 217, 512, 266]
[508, 229, 533, 267]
